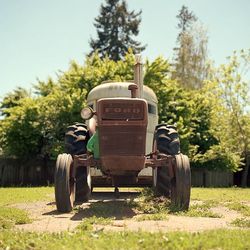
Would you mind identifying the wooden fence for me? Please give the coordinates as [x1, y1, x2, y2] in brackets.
[191, 168, 234, 187]
[0, 158, 234, 187]
[0, 158, 55, 186]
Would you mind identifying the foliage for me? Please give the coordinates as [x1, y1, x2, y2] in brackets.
[144, 57, 219, 160]
[176, 5, 197, 33]
[89, 0, 145, 61]
[173, 6, 210, 89]
[204, 50, 250, 175]
[144, 57, 192, 154]
[0, 87, 30, 117]
[0, 50, 249, 172]
[0, 97, 42, 159]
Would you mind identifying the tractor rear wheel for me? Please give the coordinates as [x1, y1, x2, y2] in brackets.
[65, 123, 91, 202]
[155, 124, 180, 155]
[153, 165, 171, 197]
[54, 153, 75, 213]
[153, 124, 180, 196]
[75, 165, 91, 202]
[170, 154, 191, 210]
[65, 123, 89, 155]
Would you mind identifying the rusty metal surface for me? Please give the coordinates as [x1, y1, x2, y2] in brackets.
[99, 126, 146, 156]
[99, 99, 146, 121]
[97, 98, 148, 173]
[145, 156, 174, 178]
[73, 152, 175, 186]
[73, 154, 100, 168]
[101, 156, 146, 174]
[91, 175, 152, 187]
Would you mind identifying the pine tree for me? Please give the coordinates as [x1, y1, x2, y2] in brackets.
[172, 6, 210, 89]
[89, 0, 145, 61]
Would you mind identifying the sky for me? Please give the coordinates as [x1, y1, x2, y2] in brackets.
[0, 0, 250, 98]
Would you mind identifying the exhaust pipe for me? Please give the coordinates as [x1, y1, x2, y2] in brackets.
[134, 54, 143, 98]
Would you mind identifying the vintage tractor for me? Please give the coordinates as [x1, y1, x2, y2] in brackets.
[54, 55, 191, 213]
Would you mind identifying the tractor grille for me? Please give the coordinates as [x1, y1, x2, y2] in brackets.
[97, 98, 148, 158]
[99, 126, 145, 156]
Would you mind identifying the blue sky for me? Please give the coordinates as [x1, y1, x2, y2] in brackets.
[0, 0, 249, 97]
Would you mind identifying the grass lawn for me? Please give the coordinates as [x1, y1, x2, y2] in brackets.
[191, 187, 250, 203]
[1, 228, 250, 250]
[0, 187, 53, 229]
[0, 187, 53, 206]
[0, 186, 250, 249]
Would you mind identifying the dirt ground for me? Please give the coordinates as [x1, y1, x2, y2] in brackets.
[14, 191, 243, 233]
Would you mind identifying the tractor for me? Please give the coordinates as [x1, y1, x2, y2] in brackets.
[54, 55, 191, 213]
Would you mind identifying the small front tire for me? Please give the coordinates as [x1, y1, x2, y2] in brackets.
[54, 153, 75, 213]
[170, 154, 191, 210]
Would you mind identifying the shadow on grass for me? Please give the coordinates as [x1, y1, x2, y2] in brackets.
[71, 200, 136, 221]
[71, 191, 139, 221]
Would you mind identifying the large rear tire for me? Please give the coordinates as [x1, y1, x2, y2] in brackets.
[153, 124, 180, 196]
[54, 153, 75, 213]
[75, 165, 91, 202]
[153, 163, 171, 197]
[65, 123, 89, 155]
[65, 123, 91, 202]
[171, 154, 191, 210]
[155, 124, 180, 155]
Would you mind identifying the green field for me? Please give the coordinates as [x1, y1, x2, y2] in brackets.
[0, 187, 250, 250]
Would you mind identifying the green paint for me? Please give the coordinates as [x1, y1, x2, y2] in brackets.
[87, 129, 100, 159]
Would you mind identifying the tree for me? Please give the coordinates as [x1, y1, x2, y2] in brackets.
[176, 5, 197, 34]
[205, 50, 250, 179]
[217, 50, 250, 186]
[0, 51, 246, 176]
[89, 0, 145, 61]
[33, 77, 56, 97]
[144, 57, 195, 155]
[0, 52, 136, 160]
[0, 97, 42, 160]
[0, 87, 29, 116]
[173, 6, 210, 89]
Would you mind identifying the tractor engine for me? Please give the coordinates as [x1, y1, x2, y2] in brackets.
[97, 98, 148, 178]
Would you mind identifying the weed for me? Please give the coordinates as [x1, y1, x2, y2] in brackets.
[131, 188, 170, 214]
[182, 205, 221, 218]
[132, 188, 221, 218]
[227, 202, 250, 216]
[77, 216, 114, 231]
[231, 218, 250, 228]
[136, 213, 168, 221]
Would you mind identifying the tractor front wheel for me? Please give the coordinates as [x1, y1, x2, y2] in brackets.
[54, 153, 75, 213]
[170, 154, 191, 210]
